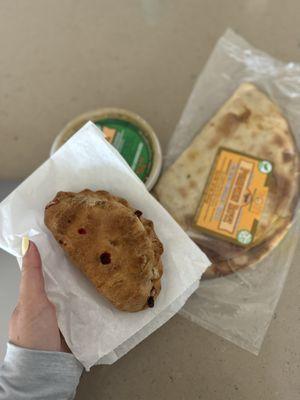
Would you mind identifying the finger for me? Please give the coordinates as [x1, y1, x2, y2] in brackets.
[19, 239, 46, 303]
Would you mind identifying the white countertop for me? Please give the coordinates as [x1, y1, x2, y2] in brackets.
[0, 182, 20, 360]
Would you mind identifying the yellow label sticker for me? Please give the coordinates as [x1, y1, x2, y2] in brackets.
[195, 148, 272, 246]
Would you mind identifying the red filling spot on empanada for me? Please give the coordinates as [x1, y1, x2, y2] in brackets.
[100, 252, 111, 264]
[134, 210, 143, 218]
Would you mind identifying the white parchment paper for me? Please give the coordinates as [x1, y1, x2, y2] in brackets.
[0, 122, 210, 370]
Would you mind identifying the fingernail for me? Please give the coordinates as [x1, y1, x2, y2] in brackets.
[21, 236, 30, 256]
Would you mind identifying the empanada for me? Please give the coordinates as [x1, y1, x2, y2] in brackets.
[45, 189, 163, 312]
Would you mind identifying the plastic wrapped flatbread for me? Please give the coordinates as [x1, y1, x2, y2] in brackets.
[154, 83, 300, 278]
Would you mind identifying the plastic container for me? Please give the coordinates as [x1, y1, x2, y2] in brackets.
[50, 108, 162, 190]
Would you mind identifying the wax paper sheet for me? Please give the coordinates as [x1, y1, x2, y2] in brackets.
[0, 122, 210, 369]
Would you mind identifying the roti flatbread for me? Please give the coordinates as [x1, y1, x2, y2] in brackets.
[154, 83, 299, 279]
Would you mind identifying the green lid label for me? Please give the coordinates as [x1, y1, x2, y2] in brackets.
[95, 118, 153, 183]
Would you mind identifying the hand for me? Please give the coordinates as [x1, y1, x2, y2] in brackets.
[9, 238, 69, 352]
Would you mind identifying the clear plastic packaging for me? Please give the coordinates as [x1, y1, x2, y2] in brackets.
[155, 29, 300, 354]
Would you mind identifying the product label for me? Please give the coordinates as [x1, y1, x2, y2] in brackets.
[95, 118, 153, 183]
[195, 148, 272, 246]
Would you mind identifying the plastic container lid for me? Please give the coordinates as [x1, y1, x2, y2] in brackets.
[50, 108, 162, 190]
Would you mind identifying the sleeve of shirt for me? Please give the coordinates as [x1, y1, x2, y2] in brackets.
[0, 343, 83, 400]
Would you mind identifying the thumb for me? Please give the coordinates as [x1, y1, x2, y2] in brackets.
[19, 237, 46, 303]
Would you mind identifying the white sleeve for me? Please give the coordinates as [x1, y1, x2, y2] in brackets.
[0, 343, 83, 400]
